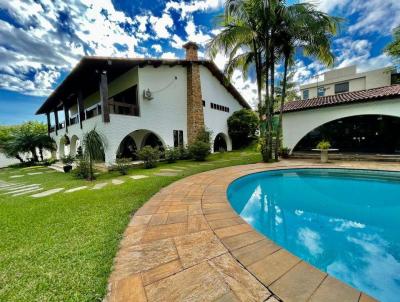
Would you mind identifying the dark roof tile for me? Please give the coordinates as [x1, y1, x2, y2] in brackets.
[281, 84, 400, 113]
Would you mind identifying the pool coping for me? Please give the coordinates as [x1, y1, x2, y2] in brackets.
[105, 160, 393, 301]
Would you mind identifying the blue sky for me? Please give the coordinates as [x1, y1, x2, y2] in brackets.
[0, 0, 398, 125]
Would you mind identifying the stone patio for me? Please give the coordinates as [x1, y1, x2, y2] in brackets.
[105, 160, 392, 302]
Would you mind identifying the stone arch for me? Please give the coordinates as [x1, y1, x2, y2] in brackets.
[117, 135, 138, 160]
[111, 129, 166, 164]
[70, 135, 80, 157]
[141, 131, 165, 151]
[213, 133, 228, 152]
[282, 100, 400, 153]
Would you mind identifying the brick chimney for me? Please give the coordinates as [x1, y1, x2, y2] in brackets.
[183, 42, 205, 144]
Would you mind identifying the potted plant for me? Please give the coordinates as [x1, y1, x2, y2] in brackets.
[280, 147, 291, 159]
[316, 140, 331, 163]
[61, 155, 74, 173]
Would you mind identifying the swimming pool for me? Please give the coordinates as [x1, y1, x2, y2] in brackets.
[227, 168, 400, 302]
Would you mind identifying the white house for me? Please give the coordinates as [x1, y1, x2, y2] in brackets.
[36, 42, 250, 165]
[282, 66, 400, 154]
[300, 65, 393, 99]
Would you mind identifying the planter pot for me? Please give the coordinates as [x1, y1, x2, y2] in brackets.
[63, 165, 72, 173]
[320, 150, 329, 163]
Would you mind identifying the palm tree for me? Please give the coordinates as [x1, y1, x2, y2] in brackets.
[208, 0, 264, 120]
[82, 128, 106, 181]
[274, 3, 341, 160]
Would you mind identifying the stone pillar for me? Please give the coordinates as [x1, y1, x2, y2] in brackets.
[183, 42, 204, 144]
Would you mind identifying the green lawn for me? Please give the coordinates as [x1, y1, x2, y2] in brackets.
[0, 150, 261, 302]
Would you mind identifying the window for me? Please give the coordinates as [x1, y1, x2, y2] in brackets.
[108, 85, 139, 116]
[334, 82, 349, 94]
[302, 89, 309, 100]
[202, 100, 205, 107]
[317, 87, 325, 97]
[210, 102, 229, 113]
[173, 130, 184, 147]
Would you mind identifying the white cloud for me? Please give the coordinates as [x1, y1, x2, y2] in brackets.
[298, 227, 323, 256]
[165, 0, 224, 19]
[151, 44, 163, 53]
[185, 18, 211, 46]
[149, 13, 174, 39]
[0, 0, 150, 96]
[161, 51, 178, 59]
[306, 0, 400, 36]
[171, 34, 186, 49]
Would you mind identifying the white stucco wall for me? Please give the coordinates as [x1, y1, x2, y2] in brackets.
[282, 98, 400, 152]
[50, 64, 246, 164]
[200, 66, 243, 150]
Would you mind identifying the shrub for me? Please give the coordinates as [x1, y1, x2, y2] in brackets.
[196, 128, 212, 144]
[279, 147, 291, 158]
[164, 147, 180, 163]
[61, 155, 74, 165]
[228, 109, 259, 149]
[316, 140, 331, 150]
[188, 140, 211, 161]
[178, 145, 191, 160]
[115, 158, 130, 175]
[74, 157, 89, 179]
[137, 146, 161, 169]
[40, 158, 56, 166]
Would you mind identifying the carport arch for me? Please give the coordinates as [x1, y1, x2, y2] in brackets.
[282, 100, 400, 153]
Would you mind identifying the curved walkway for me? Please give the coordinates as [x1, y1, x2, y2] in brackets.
[105, 160, 397, 302]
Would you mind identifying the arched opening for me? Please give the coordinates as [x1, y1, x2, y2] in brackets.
[142, 132, 164, 151]
[117, 135, 138, 160]
[70, 135, 80, 157]
[294, 115, 400, 154]
[213, 133, 228, 152]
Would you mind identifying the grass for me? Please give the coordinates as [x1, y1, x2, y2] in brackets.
[0, 149, 261, 301]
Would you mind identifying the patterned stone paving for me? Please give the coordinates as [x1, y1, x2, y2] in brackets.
[105, 160, 389, 302]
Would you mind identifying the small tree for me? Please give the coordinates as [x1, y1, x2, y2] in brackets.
[82, 129, 107, 181]
[228, 109, 259, 149]
[137, 146, 161, 169]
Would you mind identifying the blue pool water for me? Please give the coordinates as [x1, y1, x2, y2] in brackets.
[227, 168, 400, 302]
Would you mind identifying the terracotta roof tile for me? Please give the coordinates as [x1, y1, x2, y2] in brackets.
[281, 84, 400, 113]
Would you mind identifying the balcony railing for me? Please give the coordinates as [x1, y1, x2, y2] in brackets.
[85, 103, 102, 120]
[108, 100, 139, 116]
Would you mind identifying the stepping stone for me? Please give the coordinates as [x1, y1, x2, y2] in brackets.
[154, 172, 178, 177]
[10, 175, 24, 178]
[112, 179, 125, 185]
[31, 188, 64, 198]
[3, 185, 40, 194]
[4, 184, 37, 191]
[92, 183, 107, 190]
[199, 163, 213, 166]
[172, 166, 187, 169]
[64, 186, 88, 193]
[27, 172, 43, 175]
[130, 175, 148, 180]
[13, 188, 43, 196]
[160, 169, 183, 172]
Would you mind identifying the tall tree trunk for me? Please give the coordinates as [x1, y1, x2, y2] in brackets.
[39, 147, 44, 161]
[253, 39, 263, 125]
[268, 46, 275, 161]
[15, 154, 24, 163]
[275, 54, 289, 160]
[30, 148, 39, 162]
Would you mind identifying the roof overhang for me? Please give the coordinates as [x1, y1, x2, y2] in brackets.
[36, 57, 250, 114]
